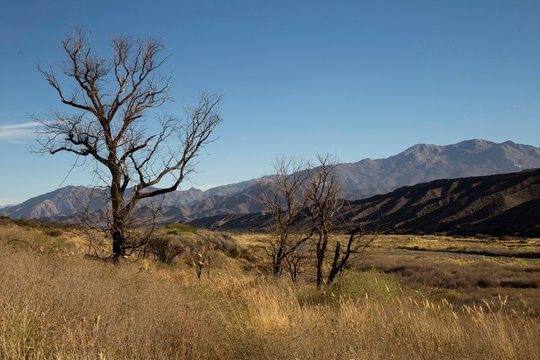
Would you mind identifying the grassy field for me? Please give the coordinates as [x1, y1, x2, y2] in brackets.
[0, 218, 539, 359]
[351, 234, 540, 315]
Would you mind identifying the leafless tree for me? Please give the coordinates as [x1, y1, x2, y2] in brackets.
[263, 154, 377, 285]
[261, 157, 313, 276]
[36, 31, 222, 260]
[306, 154, 345, 286]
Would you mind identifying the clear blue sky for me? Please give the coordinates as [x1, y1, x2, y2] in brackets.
[1, 0, 539, 206]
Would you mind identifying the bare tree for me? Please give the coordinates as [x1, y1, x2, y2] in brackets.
[306, 154, 345, 287]
[37, 31, 222, 260]
[262, 157, 312, 276]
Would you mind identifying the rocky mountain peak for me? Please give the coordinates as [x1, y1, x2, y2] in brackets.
[3, 139, 540, 221]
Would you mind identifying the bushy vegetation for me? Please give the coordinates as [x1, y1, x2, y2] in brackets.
[144, 228, 238, 269]
[0, 220, 539, 359]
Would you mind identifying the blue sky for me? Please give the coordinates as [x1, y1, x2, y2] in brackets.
[1, 0, 539, 206]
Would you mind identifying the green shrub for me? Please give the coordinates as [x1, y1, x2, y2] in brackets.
[165, 223, 198, 234]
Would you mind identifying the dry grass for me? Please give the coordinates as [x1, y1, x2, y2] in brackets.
[0, 217, 87, 255]
[231, 280, 539, 359]
[348, 234, 540, 315]
[375, 234, 540, 257]
[0, 242, 231, 359]
[0, 222, 539, 359]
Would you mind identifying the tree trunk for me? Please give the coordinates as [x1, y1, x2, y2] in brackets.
[316, 244, 324, 287]
[110, 175, 126, 260]
[111, 227, 125, 260]
[315, 234, 329, 287]
[327, 241, 341, 284]
[273, 244, 284, 276]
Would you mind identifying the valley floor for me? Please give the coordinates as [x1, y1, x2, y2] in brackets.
[0, 219, 539, 359]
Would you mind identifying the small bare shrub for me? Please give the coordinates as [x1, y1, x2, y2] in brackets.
[284, 241, 311, 282]
[191, 242, 216, 279]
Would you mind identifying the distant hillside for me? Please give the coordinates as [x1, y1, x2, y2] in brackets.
[183, 139, 540, 221]
[336, 139, 540, 199]
[340, 168, 540, 237]
[191, 169, 540, 237]
[3, 139, 540, 221]
[2, 186, 204, 220]
[2, 186, 109, 219]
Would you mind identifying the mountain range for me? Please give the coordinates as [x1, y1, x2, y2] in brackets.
[190, 168, 540, 237]
[2, 139, 540, 227]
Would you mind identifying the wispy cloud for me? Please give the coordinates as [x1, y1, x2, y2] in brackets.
[0, 121, 41, 143]
[0, 198, 21, 208]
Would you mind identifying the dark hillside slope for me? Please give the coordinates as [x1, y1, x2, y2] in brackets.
[192, 169, 540, 236]
[341, 169, 540, 236]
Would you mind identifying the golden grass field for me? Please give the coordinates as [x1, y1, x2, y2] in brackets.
[0, 218, 539, 359]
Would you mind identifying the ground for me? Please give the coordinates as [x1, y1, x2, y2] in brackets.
[0, 217, 538, 359]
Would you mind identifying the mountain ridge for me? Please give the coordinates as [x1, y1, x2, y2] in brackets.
[3, 139, 540, 222]
[190, 168, 540, 237]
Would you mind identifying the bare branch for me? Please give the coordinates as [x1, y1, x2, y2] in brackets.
[261, 156, 312, 275]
